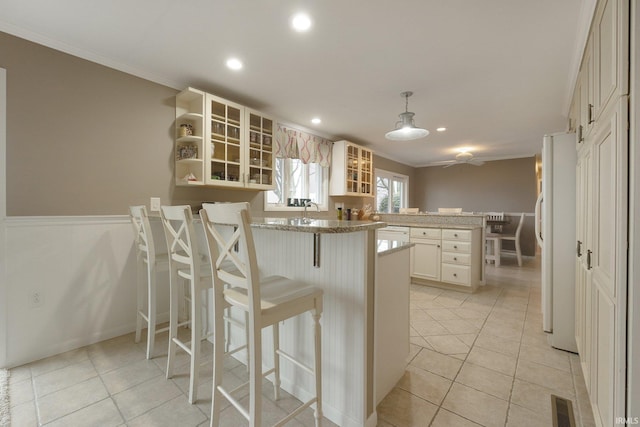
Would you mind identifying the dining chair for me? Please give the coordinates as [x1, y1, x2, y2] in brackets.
[129, 205, 170, 359]
[159, 205, 217, 404]
[200, 202, 324, 427]
[438, 207, 463, 214]
[498, 212, 525, 266]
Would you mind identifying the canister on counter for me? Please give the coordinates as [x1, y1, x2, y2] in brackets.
[337, 207, 343, 220]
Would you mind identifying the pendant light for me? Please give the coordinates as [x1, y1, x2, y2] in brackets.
[385, 91, 429, 141]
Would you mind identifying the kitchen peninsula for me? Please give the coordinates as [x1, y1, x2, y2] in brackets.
[222, 218, 408, 427]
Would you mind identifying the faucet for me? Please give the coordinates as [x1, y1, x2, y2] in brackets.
[303, 200, 320, 219]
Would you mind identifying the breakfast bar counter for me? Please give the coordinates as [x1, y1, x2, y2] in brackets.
[224, 218, 395, 427]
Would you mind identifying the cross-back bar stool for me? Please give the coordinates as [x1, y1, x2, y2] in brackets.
[200, 202, 324, 427]
[159, 205, 223, 404]
[129, 205, 171, 359]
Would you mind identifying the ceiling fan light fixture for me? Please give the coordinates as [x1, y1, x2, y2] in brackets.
[385, 91, 429, 141]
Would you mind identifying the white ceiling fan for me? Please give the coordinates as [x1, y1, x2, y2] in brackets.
[439, 151, 485, 167]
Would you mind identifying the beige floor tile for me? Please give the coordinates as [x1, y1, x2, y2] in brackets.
[441, 382, 508, 427]
[455, 362, 513, 400]
[9, 400, 38, 426]
[411, 320, 449, 336]
[8, 377, 34, 407]
[33, 359, 98, 398]
[430, 409, 482, 426]
[8, 365, 32, 383]
[450, 353, 468, 361]
[28, 348, 89, 377]
[474, 330, 521, 357]
[424, 308, 460, 320]
[466, 346, 517, 376]
[455, 333, 477, 346]
[509, 378, 555, 419]
[37, 377, 109, 424]
[515, 359, 575, 397]
[412, 298, 444, 309]
[433, 295, 467, 308]
[45, 398, 124, 427]
[518, 343, 572, 373]
[408, 343, 424, 361]
[127, 395, 207, 427]
[450, 307, 489, 320]
[425, 335, 470, 355]
[410, 348, 462, 380]
[395, 365, 452, 406]
[377, 387, 438, 427]
[409, 309, 433, 322]
[112, 376, 183, 420]
[409, 336, 434, 350]
[506, 403, 551, 427]
[89, 339, 147, 374]
[101, 358, 164, 394]
[438, 319, 480, 335]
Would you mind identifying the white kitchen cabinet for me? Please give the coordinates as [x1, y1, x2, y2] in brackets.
[574, 96, 628, 426]
[409, 227, 481, 291]
[175, 88, 274, 189]
[592, 0, 628, 121]
[410, 227, 441, 282]
[329, 140, 374, 196]
[440, 228, 481, 290]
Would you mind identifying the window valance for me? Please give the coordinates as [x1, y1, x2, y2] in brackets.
[274, 124, 332, 167]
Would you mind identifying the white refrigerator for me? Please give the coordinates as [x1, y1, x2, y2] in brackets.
[535, 132, 578, 353]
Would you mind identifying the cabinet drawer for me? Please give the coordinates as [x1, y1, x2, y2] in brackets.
[441, 264, 471, 286]
[442, 252, 470, 265]
[441, 229, 472, 241]
[410, 227, 441, 239]
[441, 240, 471, 254]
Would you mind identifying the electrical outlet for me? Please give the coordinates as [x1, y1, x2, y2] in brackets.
[150, 197, 161, 212]
[29, 290, 43, 308]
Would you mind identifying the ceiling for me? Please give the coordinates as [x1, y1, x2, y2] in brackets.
[0, 0, 593, 167]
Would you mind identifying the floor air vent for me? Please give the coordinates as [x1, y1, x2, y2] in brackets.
[551, 394, 577, 427]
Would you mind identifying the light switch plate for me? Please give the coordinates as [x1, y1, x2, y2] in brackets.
[150, 197, 161, 212]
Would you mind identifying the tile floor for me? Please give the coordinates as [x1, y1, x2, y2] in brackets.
[376, 255, 595, 427]
[7, 254, 595, 427]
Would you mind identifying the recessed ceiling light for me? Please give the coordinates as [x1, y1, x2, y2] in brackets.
[291, 13, 312, 32]
[436, 127, 447, 132]
[226, 58, 243, 70]
[311, 117, 321, 124]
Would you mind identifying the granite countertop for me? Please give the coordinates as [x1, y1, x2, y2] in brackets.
[251, 217, 387, 233]
[385, 222, 483, 230]
[376, 239, 413, 256]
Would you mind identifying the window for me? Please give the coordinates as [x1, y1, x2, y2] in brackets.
[375, 169, 408, 213]
[265, 158, 328, 211]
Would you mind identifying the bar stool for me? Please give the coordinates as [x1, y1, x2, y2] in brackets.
[129, 205, 170, 359]
[200, 202, 324, 427]
[160, 205, 217, 404]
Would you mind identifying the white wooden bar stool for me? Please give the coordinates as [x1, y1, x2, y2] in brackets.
[200, 202, 324, 427]
[498, 213, 525, 266]
[160, 205, 216, 404]
[129, 205, 171, 359]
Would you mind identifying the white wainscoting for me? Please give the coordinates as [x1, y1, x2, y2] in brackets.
[1, 215, 162, 368]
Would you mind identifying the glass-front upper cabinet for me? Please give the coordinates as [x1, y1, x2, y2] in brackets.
[174, 88, 276, 189]
[246, 109, 274, 188]
[329, 140, 374, 197]
[206, 94, 245, 187]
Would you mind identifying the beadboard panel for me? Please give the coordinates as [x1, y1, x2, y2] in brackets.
[249, 228, 375, 427]
[1, 216, 160, 368]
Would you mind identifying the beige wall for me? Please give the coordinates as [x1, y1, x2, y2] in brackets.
[414, 157, 538, 255]
[1, 32, 262, 216]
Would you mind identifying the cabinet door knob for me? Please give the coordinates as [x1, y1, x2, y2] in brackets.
[454, 245, 458, 249]
[454, 257, 457, 261]
[454, 233, 458, 237]
[453, 273, 457, 277]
